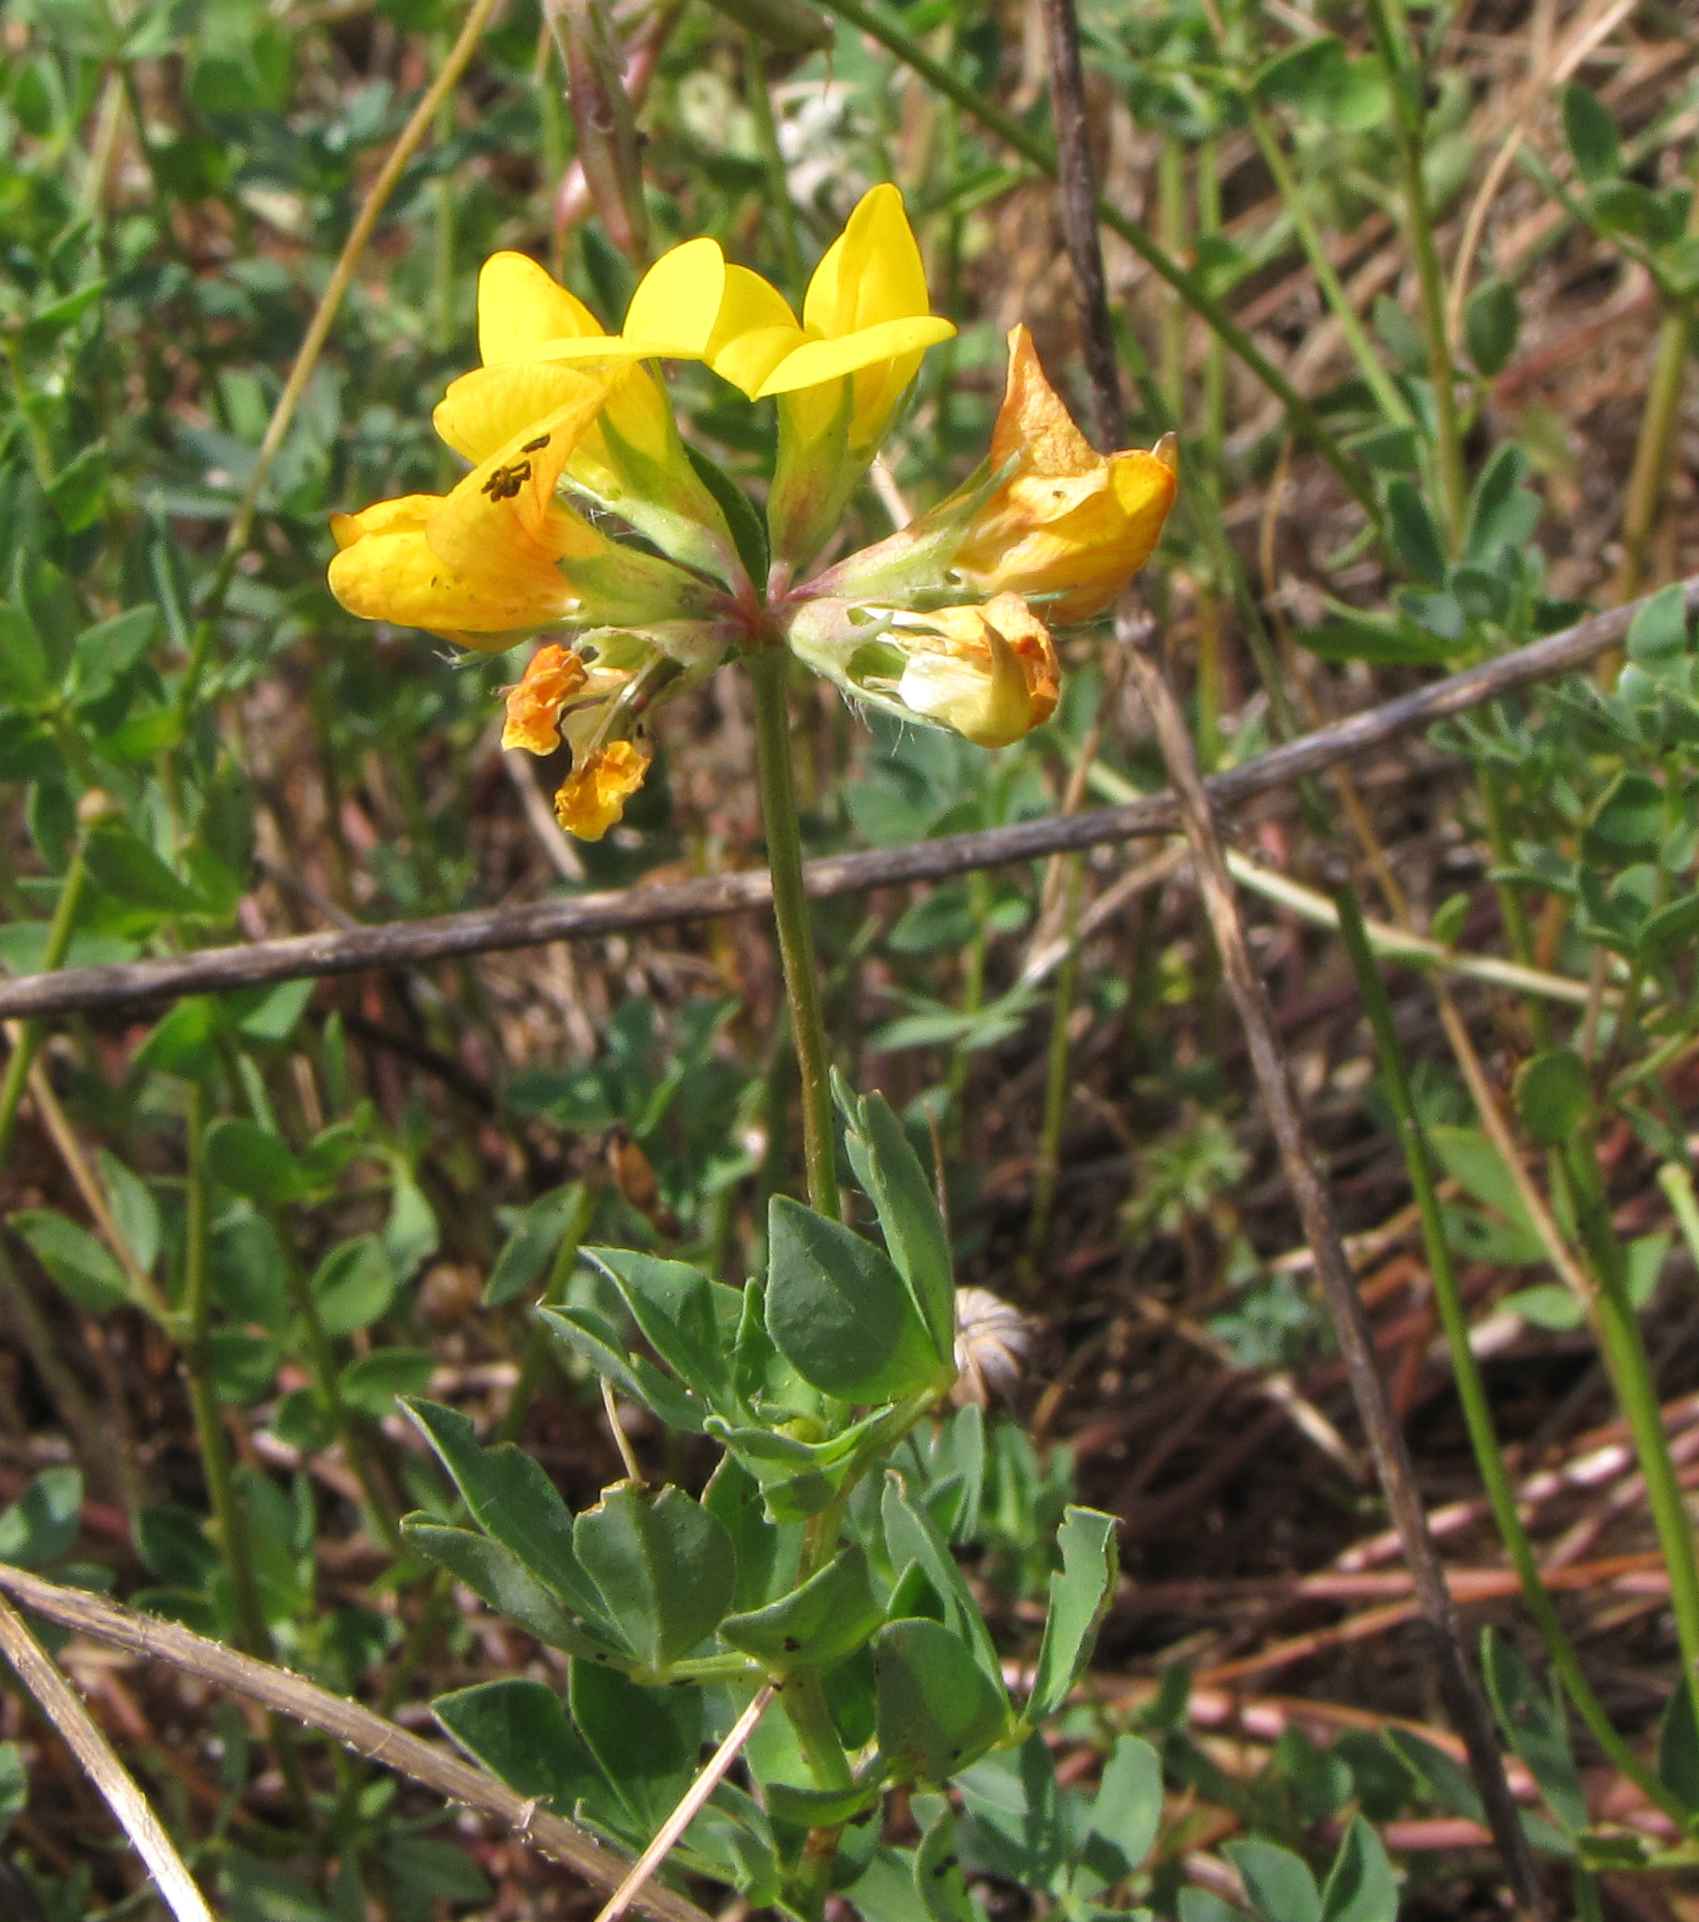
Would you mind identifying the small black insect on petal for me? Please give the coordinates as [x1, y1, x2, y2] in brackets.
[481, 459, 533, 502]
[521, 434, 551, 453]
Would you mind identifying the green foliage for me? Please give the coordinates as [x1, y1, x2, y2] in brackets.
[8, 0, 1699, 1914]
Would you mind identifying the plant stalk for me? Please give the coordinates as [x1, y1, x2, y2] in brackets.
[0, 846, 87, 1164]
[1037, 0, 1544, 1905]
[747, 647, 840, 1222]
[1337, 889, 1684, 1821]
[1564, 1132, 1699, 1748]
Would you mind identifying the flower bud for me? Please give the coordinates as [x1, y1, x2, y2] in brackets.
[786, 591, 1058, 748]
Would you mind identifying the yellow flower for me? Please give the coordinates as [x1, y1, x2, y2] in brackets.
[950, 326, 1178, 623]
[328, 381, 613, 647]
[554, 739, 652, 840]
[330, 367, 722, 646]
[502, 644, 588, 753]
[706, 183, 954, 451]
[888, 594, 1059, 748]
[434, 245, 745, 581]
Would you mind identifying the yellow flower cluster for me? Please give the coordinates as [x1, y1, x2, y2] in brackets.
[328, 185, 1176, 838]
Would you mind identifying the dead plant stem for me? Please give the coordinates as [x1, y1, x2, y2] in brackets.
[1037, 0, 1545, 1909]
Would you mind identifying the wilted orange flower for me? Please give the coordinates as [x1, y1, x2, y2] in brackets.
[950, 326, 1178, 623]
[502, 645, 588, 754]
[554, 739, 652, 840]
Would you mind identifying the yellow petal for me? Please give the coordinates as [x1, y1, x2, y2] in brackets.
[479, 251, 606, 365]
[554, 739, 652, 840]
[327, 497, 572, 647]
[502, 644, 589, 754]
[705, 265, 803, 396]
[988, 324, 1098, 477]
[894, 594, 1058, 748]
[433, 362, 607, 465]
[593, 364, 684, 468]
[425, 390, 613, 583]
[754, 315, 956, 397]
[621, 235, 727, 356]
[330, 493, 434, 549]
[804, 183, 930, 336]
[949, 326, 1179, 622]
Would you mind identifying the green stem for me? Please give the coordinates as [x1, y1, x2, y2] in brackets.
[180, 1085, 270, 1655]
[1027, 860, 1082, 1265]
[1245, 108, 1412, 428]
[1616, 151, 1699, 599]
[748, 647, 840, 1222]
[1337, 890, 1685, 1822]
[1366, 0, 1466, 547]
[817, 0, 1378, 519]
[0, 848, 87, 1166]
[1563, 1130, 1699, 1751]
[275, 1225, 404, 1554]
[745, 38, 805, 297]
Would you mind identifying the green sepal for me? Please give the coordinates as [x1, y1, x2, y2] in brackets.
[573, 1481, 737, 1672]
[719, 1542, 883, 1670]
[767, 380, 855, 576]
[573, 405, 742, 587]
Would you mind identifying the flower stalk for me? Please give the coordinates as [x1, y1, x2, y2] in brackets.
[748, 646, 841, 1223]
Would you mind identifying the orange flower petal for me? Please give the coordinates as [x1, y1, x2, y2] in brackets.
[553, 739, 652, 840]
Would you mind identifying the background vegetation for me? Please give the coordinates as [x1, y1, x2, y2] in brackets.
[3, 0, 1699, 1916]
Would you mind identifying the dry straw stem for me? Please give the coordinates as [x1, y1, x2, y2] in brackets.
[0, 1562, 713, 1922]
[5, 576, 1693, 1026]
[592, 1683, 776, 1922]
[1036, 0, 1544, 1909]
[0, 1590, 215, 1922]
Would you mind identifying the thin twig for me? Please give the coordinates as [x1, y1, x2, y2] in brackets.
[1036, 0, 1546, 1910]
[0, 1562, 712, 1922]
[3, 580, 1687, 1024]
[593, 1684, 776, 1922]
[0, 1591, 215, 1922]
